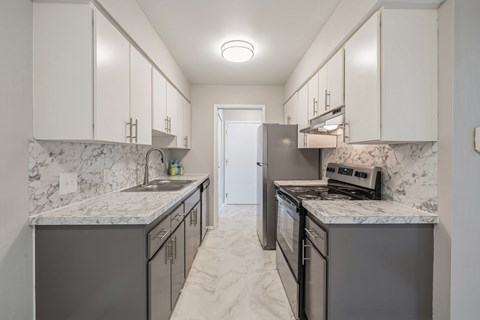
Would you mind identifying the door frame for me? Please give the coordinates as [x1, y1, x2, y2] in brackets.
[224, 121, 262, 205]
[212, 105, 265, 228]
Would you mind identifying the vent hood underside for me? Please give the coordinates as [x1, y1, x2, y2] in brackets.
[300, 105, 345, 135]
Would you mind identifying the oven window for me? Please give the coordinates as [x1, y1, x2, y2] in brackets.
[278, 203, 295, 252]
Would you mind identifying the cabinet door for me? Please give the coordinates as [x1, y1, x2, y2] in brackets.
[130, 45, 152, 145]
[344, 12, 381, 143]
[318, 65, 328, 113]
[166, 82, 178, 137]
[304, 239, 327, 320]
[94, 9, 130, 143]
[171, 222, 185, 310]
[327, 49, 344, 110]
[184, 100, 192, 149]
[175, 92, 185, 148]
[284, 93, 298, 125]
[185, 211, 195, 277]
[149, 244, 172, 320]
[297, 84, 309, 148]
[307, 73, 319, 120]
[152, 69, 168, 134]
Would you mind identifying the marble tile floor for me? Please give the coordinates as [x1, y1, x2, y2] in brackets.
[171, 205, 296, 320]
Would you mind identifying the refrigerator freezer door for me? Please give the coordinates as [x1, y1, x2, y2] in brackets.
[256, 124, 268, 248]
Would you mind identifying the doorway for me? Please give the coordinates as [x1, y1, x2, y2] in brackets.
[213, 105, 265, 227]
[224, 122, 261, 204]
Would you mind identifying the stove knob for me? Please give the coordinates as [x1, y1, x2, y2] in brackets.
[360, 172, 368, 179]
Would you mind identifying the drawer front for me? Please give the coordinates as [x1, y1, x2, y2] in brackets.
[305, 216, 328, 257]
[184, 189, 200, 214]
[170, 203, 185, 231]
[148, 217, 172, 259]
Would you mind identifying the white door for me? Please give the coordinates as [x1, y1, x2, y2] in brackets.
[225, 122, 260, 204]
[217, 114, 224, 209]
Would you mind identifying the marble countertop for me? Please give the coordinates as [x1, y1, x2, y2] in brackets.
[274, 180, 328, 187]
[29, 174, 209, 226]
[303, 200, 438, 224]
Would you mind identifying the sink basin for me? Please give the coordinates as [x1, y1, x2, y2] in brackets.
[122, 179, 195, 192]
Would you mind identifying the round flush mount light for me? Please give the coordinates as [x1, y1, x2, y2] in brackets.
[221, 40, 254, 63]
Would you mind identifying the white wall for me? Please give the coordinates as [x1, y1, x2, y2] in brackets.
[284, 0, 378, 101]
[222, 109, 263, 122]
[175, 85, 283, 226]
[98, 0, 190, 98]
[450, 0, 480, 317]
[435, 0, 453, 318]
[0, 0, 34, 318]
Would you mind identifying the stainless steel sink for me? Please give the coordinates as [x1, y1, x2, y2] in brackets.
[122, 179, 195, 192]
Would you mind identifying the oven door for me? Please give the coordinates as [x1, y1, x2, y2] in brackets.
[276, 192, 299, 279]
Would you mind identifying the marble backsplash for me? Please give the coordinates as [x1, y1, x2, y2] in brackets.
[29, 140, 170, 215]
[322, 137, 438, 213]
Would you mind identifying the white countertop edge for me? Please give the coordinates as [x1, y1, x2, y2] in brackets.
[302, 200, 439, 225]
[29, 174, 209, 226]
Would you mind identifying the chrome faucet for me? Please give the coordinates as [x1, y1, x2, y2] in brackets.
[144, 148, 166, 186]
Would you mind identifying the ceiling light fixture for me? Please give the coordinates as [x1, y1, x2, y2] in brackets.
[221, 40, 254, 63]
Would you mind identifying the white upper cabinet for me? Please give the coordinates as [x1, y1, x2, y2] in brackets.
[307, 74, 319, 120]
[129, 45, 152, 145]
[166, 82, 178, 137]
[297, 84, 337, 149]
[344, 9, 438, 144]
[316, 50, 344, 114]
[184, 100, 192, 149]
[327, 50, 345, 111]
[34, 3, 153, 145]
[284, 92, 298, 125]
[94, 9, 131, 143]
[152, 69, 169, 134]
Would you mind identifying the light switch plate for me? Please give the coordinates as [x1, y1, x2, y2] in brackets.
[59, 172, 77, 195]
[476, 127, 480, 153]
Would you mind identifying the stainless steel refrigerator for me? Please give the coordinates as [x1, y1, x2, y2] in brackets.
[256, 124, 319, 250]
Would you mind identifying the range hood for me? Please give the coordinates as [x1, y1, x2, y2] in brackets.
[300, 105, 345, 135]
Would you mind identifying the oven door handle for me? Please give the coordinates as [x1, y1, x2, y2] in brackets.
[276, 194, 297, 213]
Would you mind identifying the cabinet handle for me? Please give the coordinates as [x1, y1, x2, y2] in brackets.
[168, 117, 172, 133]
[184, 136, 188, 148]
[155, 228, 172, 242]
[165, 241, 173, 264]
[324, 90, 330, 111]
[132, 118, 138, 143]
[126, 117, 133, 143]
[193, 208, 198, 226]
[313, 98, 318, 116]
[302, 240, 311, 265]
[343, 121, 350, 143]
[305, 228, 324, 241]
[189, 211, 193, 226]
[287, 115, 292, 124]
[327, 91, 331, 110]
[165, 117, 169, 132]
[171, 236, 177, 262]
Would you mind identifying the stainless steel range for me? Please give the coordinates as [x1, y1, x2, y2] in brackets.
[275, 163, 382, 320]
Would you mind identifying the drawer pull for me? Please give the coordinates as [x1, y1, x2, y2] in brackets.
[305, 228, 324, 241]
[154, 228, 171, 241]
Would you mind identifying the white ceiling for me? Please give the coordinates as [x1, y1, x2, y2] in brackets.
[137, 0, 342, 86]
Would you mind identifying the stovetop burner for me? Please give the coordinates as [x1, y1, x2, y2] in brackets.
[298, 194, 322, 200]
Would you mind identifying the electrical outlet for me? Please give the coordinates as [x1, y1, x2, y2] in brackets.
[59, 172, 77, 195]
[103, 169, 113, 185]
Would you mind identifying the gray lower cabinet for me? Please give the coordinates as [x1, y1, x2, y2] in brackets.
[35, 187, 202, 320]
[304, 238, 327, 320]
[185, 203, 201, 277]
[149, 243, 171, 320]
[170, 221, 185, 310]
[303, 213, 434, 320]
